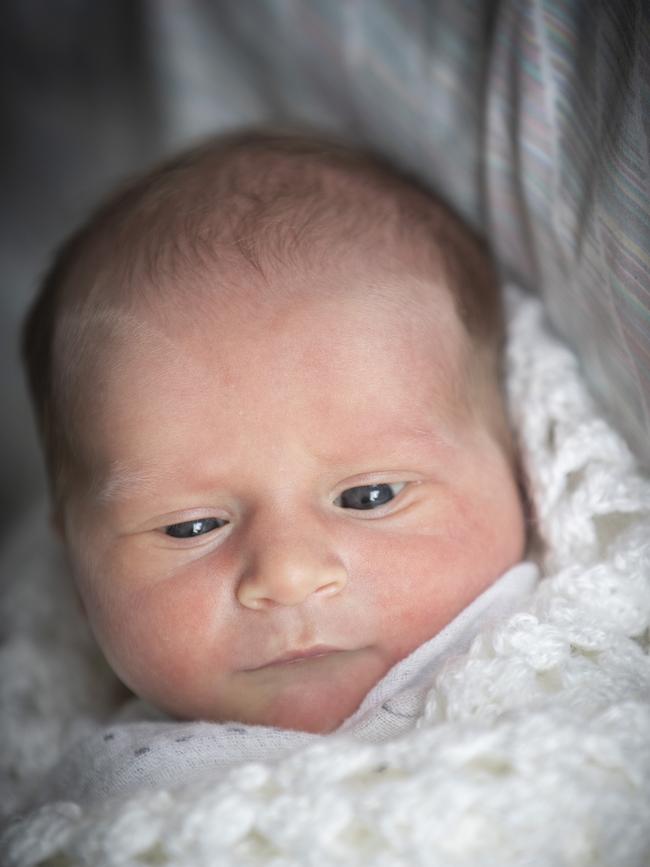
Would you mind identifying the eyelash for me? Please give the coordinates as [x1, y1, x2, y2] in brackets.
[163, 482, 408, 539]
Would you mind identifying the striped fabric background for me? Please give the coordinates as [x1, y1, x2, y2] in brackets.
[486, 0, 650, 466]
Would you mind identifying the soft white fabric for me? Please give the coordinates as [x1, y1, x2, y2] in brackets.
[1, 285, 650, 867]
[30, 562, 537, 808]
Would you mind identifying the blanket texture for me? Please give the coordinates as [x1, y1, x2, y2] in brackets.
[1, 286, 650, 866]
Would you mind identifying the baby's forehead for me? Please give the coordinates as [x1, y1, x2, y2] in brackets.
[57, 178, 468, 429]
[84, 268, 471, 477]
[55, 141, 475, 412]
[129, 245, 461, 354]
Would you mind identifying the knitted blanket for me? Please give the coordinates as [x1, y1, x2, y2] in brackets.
[2, 286, 650, 866]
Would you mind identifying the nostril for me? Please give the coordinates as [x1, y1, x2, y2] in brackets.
[316, 581, 343, 597]
[237, 561, 347, 609]
[250, 597, 277, 610]
[238, 592, 271, 611]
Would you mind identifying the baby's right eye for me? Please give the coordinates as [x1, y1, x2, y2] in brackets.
[165, 518, 228, 538]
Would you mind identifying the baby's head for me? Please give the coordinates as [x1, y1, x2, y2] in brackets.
[23, 131, 526, 733]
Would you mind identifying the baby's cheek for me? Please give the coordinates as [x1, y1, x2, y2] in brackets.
[470, 472, 527, 574]
[343, 530, 459, 647]
[347, 491, 523, 664]
[83, 564, 233, 707]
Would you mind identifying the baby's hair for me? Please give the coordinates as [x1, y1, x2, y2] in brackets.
[22, 128, 504, 507]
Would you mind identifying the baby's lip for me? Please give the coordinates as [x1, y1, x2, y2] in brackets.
[245, 645, 345, 671]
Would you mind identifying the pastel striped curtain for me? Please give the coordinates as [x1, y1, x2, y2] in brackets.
[486, 0, 650, 466]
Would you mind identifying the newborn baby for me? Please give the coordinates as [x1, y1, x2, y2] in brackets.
[23, 131, 527, 735]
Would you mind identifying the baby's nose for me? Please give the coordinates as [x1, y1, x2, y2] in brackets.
[236, 536, 348, 610]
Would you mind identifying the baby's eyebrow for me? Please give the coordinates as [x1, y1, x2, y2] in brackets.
[93, 424, 452, 505]
[93, 463, 164, 505]
[310, 422, 455, 464]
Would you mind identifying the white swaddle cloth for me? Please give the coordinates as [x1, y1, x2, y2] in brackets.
[32, 562, 537, 807]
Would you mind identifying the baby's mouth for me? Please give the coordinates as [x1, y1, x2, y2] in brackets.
[244, 645, 345, 671]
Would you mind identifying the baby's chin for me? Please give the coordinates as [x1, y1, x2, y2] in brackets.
[236, 647, 388, 733]
[254, 686, 362, 734]
[200, 647, 388, 734]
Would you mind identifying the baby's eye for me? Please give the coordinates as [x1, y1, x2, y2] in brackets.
[334, 482, 405, 510]
[164, 518, 228, 538]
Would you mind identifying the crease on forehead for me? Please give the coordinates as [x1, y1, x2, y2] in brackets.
[55, 297, 180, 387]
[52, 298, 183, 469]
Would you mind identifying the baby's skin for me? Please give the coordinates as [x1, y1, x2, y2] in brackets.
[60, 244, 526, 734]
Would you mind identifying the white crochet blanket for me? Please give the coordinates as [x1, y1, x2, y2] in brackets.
[2, 286, 650, 867]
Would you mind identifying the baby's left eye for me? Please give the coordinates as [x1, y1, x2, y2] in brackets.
[334, 482, 405, 511]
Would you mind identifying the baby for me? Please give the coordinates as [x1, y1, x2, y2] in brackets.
[22, 131, 527, 735]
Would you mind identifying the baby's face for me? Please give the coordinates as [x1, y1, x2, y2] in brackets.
[63, 256, 525, 733]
